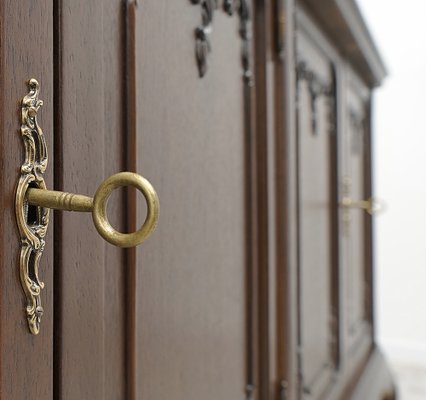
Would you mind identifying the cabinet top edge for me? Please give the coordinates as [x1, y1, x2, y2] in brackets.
[299, 0, 387, 87]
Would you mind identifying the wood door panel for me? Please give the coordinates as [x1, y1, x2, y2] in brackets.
[55, 1, 127, 399]
[0, 1, 54, 399]
[102, 1, 128, 397]
[134, 2, 250, 398]
[295, 20, 338, 399]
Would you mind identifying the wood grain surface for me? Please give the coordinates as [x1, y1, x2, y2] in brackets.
[54, 1, 127, 399]
[133, 2, 253, 398]
[0, 1, 54, 399]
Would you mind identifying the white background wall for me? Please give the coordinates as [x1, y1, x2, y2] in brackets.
[356, 0, 426, 364]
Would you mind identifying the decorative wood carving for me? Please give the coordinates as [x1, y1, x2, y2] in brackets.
[245, 384, 255, 400]
[223, 0, 234, 15]
[191, 0, 218, 78]
[190, 0, 252, 84]
[297, 61, 332, 134]
[239, 0, 253, 86]
[349, 109, 366, 156]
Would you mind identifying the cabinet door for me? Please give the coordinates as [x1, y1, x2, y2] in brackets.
[295, 21, 339, 399]
[54, 1, 256, 400]
[340, 66, 373, 367]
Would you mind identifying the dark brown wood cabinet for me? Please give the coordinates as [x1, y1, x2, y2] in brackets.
[0, 1, 395, 399]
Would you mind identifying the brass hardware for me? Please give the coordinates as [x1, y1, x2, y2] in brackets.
[26, 172, 160, 248]
[340, 177, 384, 240]
[26, 188, 93, 212]
[16, 79, 159, 334]
[92, 172, 159, 247]
[340, 197, 383, 216]
[16, 79, 49, 335]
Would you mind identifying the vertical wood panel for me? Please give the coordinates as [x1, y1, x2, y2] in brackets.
[297, 86, 333, 394]
[340, 66, 373, 365]
[253, 1, 273, 398]
[55, 1, 126, 398]
[363, 95, 374, 328]
[0, 1, 54, 399]
[274, 1, 299, 399]
[56, 2, 105, 397]
[124, 2, 138, 399]
[103, 1, 127, 399]
[134, 2, 250, 398]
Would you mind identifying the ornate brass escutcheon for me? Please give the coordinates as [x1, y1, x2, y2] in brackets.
[16, 79, 160, 334]
[15, 79, 49, 335]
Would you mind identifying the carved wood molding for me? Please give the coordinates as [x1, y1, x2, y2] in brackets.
[190, 0, 217, 77]
[239, 0, 252, 85]
[190, 0, 252, 84]
[349, 109, 366, 156]
[297, 60, 333, 134]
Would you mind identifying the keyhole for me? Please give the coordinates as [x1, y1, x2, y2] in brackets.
[26, 182, 39, 225]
